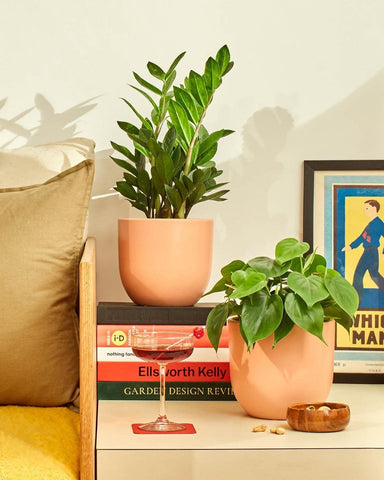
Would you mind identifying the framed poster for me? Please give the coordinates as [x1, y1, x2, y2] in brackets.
[303, 160, 384, 383]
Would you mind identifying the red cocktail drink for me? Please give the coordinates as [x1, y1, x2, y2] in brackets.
[132, 345, 193, 363]
[131, 330, 195, 432]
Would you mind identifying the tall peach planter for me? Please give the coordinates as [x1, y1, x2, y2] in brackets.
[228, 319, 335, 419]
[118, 218, 213, 306]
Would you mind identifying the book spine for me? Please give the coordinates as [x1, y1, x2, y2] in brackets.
[97, 361, 230, 382]
[97, 381, 235, 401]
[97, 324, 229, 348]
[97, 347, 229, 362]
[97, 302, 215, 325]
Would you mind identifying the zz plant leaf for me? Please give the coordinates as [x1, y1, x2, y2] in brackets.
[111, 45, 234, 218]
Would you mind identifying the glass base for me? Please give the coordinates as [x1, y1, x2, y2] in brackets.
[138, 415, 186, 432]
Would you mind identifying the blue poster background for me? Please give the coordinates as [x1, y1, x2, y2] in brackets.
[324, 175, 384, 268]
[334, 185, 384, 309]
[322, 174, 384, 364]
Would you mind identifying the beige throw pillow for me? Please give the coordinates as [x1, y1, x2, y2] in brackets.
[0, 137, 95, 187]
[0, 159, 94, 406]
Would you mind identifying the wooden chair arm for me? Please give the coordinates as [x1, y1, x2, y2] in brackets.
[79, 237, 97, 480]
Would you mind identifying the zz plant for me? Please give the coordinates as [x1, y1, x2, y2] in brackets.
[111, 45, 234, 219]
[204, 238, 359, 351]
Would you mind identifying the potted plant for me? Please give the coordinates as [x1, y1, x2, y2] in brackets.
[204, 237, 359, 419]
[111, 45, 234, 306]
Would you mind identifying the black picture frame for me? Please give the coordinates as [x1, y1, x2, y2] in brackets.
[303, 160, 384, 384]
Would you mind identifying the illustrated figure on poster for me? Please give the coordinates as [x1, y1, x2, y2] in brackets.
[342, 199, 384, 301]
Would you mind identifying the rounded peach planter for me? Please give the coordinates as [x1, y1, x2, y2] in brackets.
[118, 218, 213, 306]
[228, 319, 335, 419]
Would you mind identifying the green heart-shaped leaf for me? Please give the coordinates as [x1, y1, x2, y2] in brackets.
[206, 303, 228, 351]
[273, 312, 295, 347]
[247, 256, 290, 278]
[229, 269, 267, 299]
[285, 293, 325, 343]
[287, 272, 329, 307]
[201, 277, 226, 297]
[290, 257, 302, 273]
[221, 260, 246, 280]
[275, 238, 310, 264]
[324, 269, 359, 317]
[324, 268, 340, 279]
[241, 291, 283, 347]
[322, 299, 352, 333]
[303, 253, 327, 275]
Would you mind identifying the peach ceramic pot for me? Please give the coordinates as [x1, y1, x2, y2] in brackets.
[228, 319, 335, 419]
[118, 218, 213, 306]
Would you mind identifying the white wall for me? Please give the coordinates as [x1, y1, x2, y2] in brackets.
[1, 0, 384, 302]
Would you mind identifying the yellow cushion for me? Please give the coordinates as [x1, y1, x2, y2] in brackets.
[0, 406, 79, 480]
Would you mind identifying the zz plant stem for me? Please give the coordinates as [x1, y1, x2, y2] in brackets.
[184, 92, 213, 176]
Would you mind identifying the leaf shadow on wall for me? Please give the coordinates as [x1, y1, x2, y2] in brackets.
[199, 106, 295, 263]
[229, 106, 294, 256]
[0, 93, 129, 300]
[0, 93, 98, 149]
[0, 93, 121, 213]
[202, 67, 384, 296]
[0, 98, 34, 147]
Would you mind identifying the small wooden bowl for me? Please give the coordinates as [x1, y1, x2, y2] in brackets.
[286, 402, 350, 432]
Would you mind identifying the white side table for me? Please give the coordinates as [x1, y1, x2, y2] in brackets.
[97, 384, 384, 480]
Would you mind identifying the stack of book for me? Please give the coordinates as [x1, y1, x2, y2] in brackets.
[97, 303, 235, 401]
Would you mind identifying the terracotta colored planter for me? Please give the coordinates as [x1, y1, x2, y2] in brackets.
[118, 218, 213, 306]
[228, 319, 335, 419]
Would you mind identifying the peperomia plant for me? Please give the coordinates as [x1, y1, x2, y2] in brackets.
[111, 45, 234, 219]
[204, 238, 359, 351]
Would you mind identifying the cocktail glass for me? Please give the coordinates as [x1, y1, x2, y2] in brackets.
[131, 330, 195, 432]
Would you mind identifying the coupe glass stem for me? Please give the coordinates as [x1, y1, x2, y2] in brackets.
[158, 363, 167, 421]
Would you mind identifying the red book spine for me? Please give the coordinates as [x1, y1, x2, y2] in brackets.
[97, 361, 230, 382]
